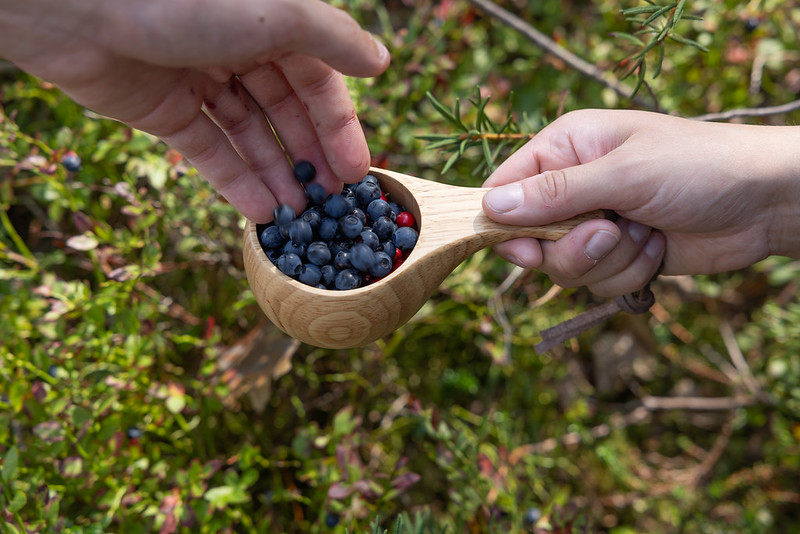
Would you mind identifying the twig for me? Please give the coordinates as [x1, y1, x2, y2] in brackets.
[532, 284, 563, 308]
[718, 320, 761, 396]
[467, 0, 654, 109]
[489, 265, 526, 364]
[640, 395, 757, 411]
[692, 98, 800, 121]
[511, 405, 652, 457]
[690, 411, 734, 488]
[458, 132, 532, 141]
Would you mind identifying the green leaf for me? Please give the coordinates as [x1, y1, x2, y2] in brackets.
[8, 489, 26, 513]
[2, 445, 18, 483]
[612, 32, 646, 47]
[642, 3, 677, 28]
[441, 151, 460, 175]
[621, 5, 661, 15]
[481, 138, 494, 172]
[425, 92, 464, 130]
[668, 33, 709, 52]
[632, 59, 647, 96]
[654, 42, 666, 78]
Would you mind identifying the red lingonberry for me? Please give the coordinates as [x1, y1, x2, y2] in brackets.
[393, 258, 405, 270]
[396, 211, 415, 228]
[393, 248, 403, 262]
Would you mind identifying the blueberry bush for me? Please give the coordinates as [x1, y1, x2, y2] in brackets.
[2, 1, 800, 532]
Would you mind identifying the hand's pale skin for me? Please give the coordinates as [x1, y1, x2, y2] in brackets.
[0, 0, 390, 223]
[482, 109, 800, 296]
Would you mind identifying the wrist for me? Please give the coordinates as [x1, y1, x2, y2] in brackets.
[759, 126, 800, 259]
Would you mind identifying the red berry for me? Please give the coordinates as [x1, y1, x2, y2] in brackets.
[393, 248, 403, 262]
[396, 211, 415, 228]
[393, 258, 405, 270]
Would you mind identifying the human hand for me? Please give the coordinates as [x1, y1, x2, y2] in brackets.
[481, 109, 800, 296]
[0, 0, 390, 222]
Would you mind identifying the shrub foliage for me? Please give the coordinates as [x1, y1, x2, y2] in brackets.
[2, 1, 800, 532]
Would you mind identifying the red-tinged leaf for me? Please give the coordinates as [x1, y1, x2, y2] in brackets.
[72, 211, 94, 233]
[391, 472, 421, 491]
[159, 513, 178, 534]
[335, 444, 350, 477]
[107, 265, 138, 282]
[477, 452, 494, 477]
[352, 479, 381, 501]
[33, 421, 65, 443]
[31, 381, 47, 403]
[327, 482, 354, 500]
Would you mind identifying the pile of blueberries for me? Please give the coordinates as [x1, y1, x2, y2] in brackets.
[257, 161, 419, 290]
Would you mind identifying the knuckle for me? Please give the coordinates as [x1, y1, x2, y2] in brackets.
[536, 169, 569, 209]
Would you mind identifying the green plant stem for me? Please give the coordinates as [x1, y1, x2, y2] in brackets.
[0, 206, 37, 267]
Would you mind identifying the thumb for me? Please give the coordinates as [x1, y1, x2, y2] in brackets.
[482, 155, 637, 227]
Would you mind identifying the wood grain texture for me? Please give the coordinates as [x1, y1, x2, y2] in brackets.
[244, 167, 605, 349]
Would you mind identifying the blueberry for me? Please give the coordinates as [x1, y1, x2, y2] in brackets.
[338, 214, 363, 239]
[260, 225, 286, 250]
[369, 251, 393, 278]
[126, 426, 143, 440]
[328, 239, 353, 258]
[349, 243, 375, 273]
[302, 208, 321, 227]
[289, 220, 313, 244]
[273, 204, 295, 228]
[318, 217, 338, 241]
[324, 194, 350, 219]
[306, 183, 327, 205]
[47, 364, 60, 378]
[342, 188, 358, 211]
[325, 512, 340, 527]
[320, 264, 337, 287]
[744, 16, 760, 33]
[335, 269, 362, 290]
[306, 241, 332, 266]
[266, 248, 282, 264]
[367, 199, 392, 222]
[282, 240, 307, 258]
[362, 174, 380, 187]
[355, 181, 381, 208]
[392, 226, 418, 252]
[522, 507, 542, 528]
[298, 264, 322, 286]
[350, 208, 367, 226]
[359, 230, 380, 251]
[333, 250, 351, 270]
[277, 253, 303, 277]
[293, 160, 316, 183]
[372, 216, 396, 241]
[388, 202, 402, 220]
[379, 241, 397, 259]
[61, 151, 82, 172]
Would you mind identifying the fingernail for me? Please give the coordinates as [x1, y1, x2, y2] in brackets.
[628, 221, 650, 243]
[484, 183, 524, 214]
[584, 230, 620, 261]
[645, 232, 665, 260]
[371, 34, 389, 64]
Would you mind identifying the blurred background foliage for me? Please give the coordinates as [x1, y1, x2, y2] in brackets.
[2, 0, 800, 532]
